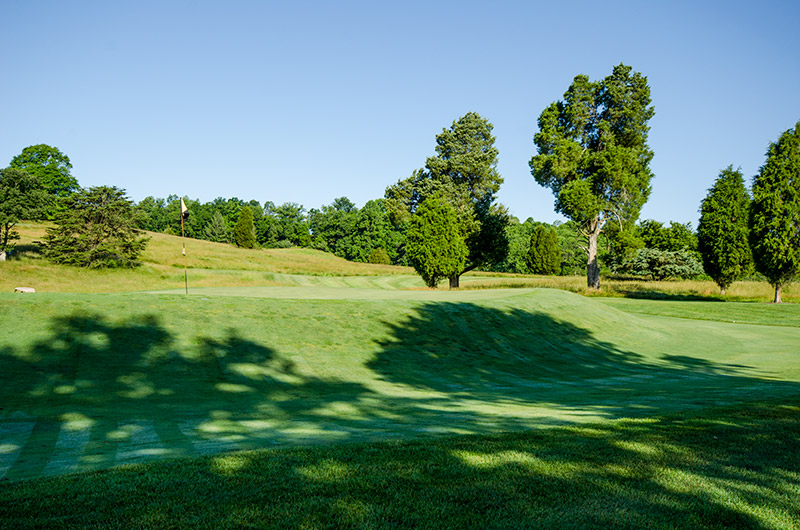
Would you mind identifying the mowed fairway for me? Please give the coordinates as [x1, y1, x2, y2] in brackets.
[1, 287, 799, 485]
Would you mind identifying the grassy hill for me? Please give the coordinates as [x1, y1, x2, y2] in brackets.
[4, 222, 798, 301]
[1, 222, 418, 293]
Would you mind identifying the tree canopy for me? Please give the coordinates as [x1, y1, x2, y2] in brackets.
[9, 145, 79, 207]
[406, 197, 467, 288]
[527, 224, 561, 275]
[697, 166, 752, 294]
[43, 186, 149, 268]
[0, 168, 50, 253]
[749, 122, 800, 303]
[530, 64, 655, 289]
[386, 112, 509, 286]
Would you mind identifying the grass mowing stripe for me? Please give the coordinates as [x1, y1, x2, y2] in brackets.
[2, 289, 799, 484]
[1, 400, 797, 529]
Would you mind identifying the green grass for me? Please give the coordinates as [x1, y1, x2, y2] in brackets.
[1, 400, 798, 529]
[1, 223, 416, 293]
[2, 289, 799, 482]
[599, 297, 800, 327]
[3, 223, 800, 528]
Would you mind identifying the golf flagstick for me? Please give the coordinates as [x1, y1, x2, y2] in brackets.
[180, 198, 189, 295]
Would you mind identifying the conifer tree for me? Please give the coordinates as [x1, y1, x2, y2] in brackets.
[204, 210, 230, 243]
[530, 64, 655, 289]
[233, 206, 256, 249]
[43, 186, 148, 268]
[697, 166, 752, 294]
[406, 197, 467, 288]
[527, 225, 561, 275]
[749, 122, 800, 303]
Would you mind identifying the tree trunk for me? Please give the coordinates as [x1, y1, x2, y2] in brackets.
[586, 217, 601, 290]
[449, 275, 460, 289]
[774, 284, 782, 304]
[720, 287, 726, 296]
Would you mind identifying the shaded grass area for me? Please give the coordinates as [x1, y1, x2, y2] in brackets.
[1, 400, 798, 529]
[2, 289, 799, 484]
[598, 298, 800, 327]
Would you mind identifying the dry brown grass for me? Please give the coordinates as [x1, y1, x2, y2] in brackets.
[1, 223, 412, 293]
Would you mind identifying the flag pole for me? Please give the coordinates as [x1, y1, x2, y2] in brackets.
[181, 198, 188, 295]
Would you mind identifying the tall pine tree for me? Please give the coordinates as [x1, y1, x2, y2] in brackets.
[749, 123, 800, 303]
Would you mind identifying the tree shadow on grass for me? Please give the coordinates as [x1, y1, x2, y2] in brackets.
[2, 401, 798, 529]
[1, 299, 798, 487]
[0, 312, 375, 481]
[368, 302, 796, 417]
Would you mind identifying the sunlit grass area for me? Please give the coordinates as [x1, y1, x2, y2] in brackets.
[1, 223, 415, 293]
[4, 222, 797, 303]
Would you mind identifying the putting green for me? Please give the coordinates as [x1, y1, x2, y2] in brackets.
[2, 288, 798, 482]
[143, 285, 545, 300]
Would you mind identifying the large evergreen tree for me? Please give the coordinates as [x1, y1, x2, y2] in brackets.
[749, 122, 800, 303]
[697, 166, 752, 294]
[527, 224, 562, 275]
[406, 197, 467, 288]
[43, 186, 149, 268]
[386, 112, 509, 287]
[204, 210, 230, 243]
[530, 64, 655, 289]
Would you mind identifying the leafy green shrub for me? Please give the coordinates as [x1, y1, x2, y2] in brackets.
[367, 247, 391, 264]
[624, 248, 703, 280]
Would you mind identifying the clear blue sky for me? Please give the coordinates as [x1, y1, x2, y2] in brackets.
[2, 1, 798, 226]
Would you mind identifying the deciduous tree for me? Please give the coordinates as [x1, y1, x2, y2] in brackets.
[749, 123, 800, 303]
[0, 168, 50, 254]
[530, 64, 655, 289]
[697, 166, 752, 294]
[9, 145, 79, 210]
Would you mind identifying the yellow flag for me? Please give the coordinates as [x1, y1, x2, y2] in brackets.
[180, 198, 188, 215]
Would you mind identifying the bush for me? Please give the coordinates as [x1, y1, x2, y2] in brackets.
[367, 247, 391, 264]
[624, 248, 703, 280]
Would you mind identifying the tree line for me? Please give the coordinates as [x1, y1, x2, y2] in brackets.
[1, 64, 798, 301]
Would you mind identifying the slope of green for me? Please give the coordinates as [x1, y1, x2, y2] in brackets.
[2, 288, 798, 484]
